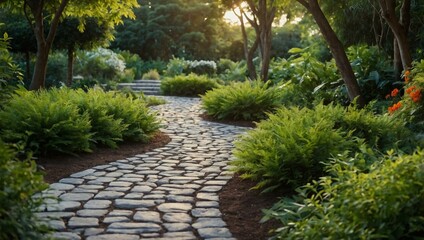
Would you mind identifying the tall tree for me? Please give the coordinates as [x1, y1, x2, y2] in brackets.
[225, 1, 259, 79]
[294, 0, 365, 106]
[112, 0, 234, 61]
[0, 10, 36, 82]
[0, 0, 139, 90]
[377, 0, 412, 76]
[54, 18, 111, 86]
[222, 0, 280, 81]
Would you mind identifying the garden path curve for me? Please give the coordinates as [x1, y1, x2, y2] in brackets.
[36, 96, 248, 240]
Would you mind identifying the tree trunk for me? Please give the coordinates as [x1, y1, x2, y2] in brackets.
[299, 0, 365, 107]
[30, 46, 49, 90]
[28, 0, 70, 90]
[235, 7, 258, 80]
[25, 51, 31, 82]
[257, 0, 275, 82]
[260, 28, 272, 81]
[66, 46, 75, 87]
[247, 36, 259, 80]
[379, 0, 412, 69]
[393, 38, 402, 80]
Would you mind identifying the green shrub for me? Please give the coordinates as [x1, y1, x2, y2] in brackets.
[161, 73, 219, 97]
[45, 51, 67, 88]
[0, 32, 23, 108]
[218, 60, 248, 83]
[217, 58, 237, 75]
[165, 57, 187, 77]
[185, 60, 217, 76]
[347, 44, 395, 102]
[52, 88, 126, 148]
[142, 69, 160, 80]
[99, 91, 160, 142]
[74, 48, 126, 84]
[119, 50, 144, 79]
[232, 103, 414, 191]
[201, 80, 283, 121]
[0, 88, 160, 155]
[265, 150, 424, 239]
[0, 89, 92, 155]
[0, 140, 48, 239]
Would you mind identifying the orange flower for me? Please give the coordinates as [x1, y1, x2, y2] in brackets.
[409, 89, 421, 103]
[406, 86, 416, 94]
[391, 88, 399, 97]
[404, 70, 411, 82]
[385, 94, 391, 99]
[388, 102, 402, 114]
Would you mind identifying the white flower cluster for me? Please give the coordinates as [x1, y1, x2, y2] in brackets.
[186, 60, 217, 70]
[86, 48, 126, 73]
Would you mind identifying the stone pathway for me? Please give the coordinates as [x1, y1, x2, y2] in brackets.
[35, 97, 248, 240]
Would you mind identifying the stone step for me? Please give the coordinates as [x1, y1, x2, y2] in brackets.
[117, 80, 162, 95]
[134, 79, 161, 84]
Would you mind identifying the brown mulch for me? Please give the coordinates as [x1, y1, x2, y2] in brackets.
[38, 120, 284, 239]
[37, 132, 171, 183]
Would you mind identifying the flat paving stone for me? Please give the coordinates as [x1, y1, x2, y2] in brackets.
[191, 208, 222, 218]
[68, 217, 99, 228]
[86, 234, 139, 240]
[133, 211, 161, 223]
[157, 203, 192, 213]
[198, 227, 233, 238]
[84, 200, 112, 209]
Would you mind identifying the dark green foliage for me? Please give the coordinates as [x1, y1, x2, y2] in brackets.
[201, 81, 284, 121]
[45, 51, 67, 88]
[0, 141, 48, 239]
[0, 31, 23, 108]
[161, 73, 219, 97]
[269, 48, 342, 105]
[232, 103, 414, 191]
[0, 89, 92, 155]
[347, 45, 395, 102]
[111, 0, 240, 61]
[0, 88, 160, 155]
[265, 151, 424, 239]
[98, 91, 160, 142]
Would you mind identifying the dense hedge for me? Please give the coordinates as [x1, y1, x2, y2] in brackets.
[0, 88, 160, 155]
[161, 73, 219, 97]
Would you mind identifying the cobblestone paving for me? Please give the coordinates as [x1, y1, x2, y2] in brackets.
[36, 97, 248, 240]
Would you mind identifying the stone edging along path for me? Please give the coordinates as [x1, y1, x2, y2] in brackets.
[35, 96, 249, 240]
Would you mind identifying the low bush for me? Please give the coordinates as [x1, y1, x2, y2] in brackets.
[0, 88, 160, 155]
[0, 89, 92, 155]
[142, 69, 160, 80]
[232, 103, 414, 192]
[264, 150, 424, 239]
[185, 60, 217, 76]
[201, 80, 283, 121]
[161, 73, 219, 97]
[99, 91, 160, 142]
[0, 140, 48, 239]
[165, 58, 187, 77]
